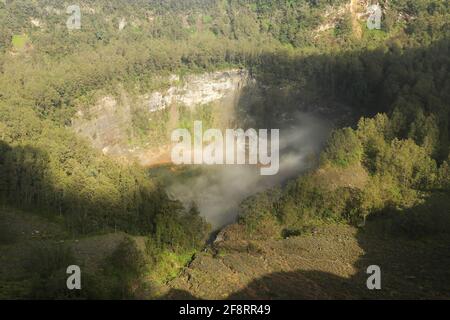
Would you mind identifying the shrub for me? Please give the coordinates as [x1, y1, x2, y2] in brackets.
[376, 139, 437, 189]
[23, 243, 80, 299]
[238, 190, 282, 239]
[383, 193, 450, 238]
[23, 243, 75, 278]
[322, 128, 363, 168]
[101, 237, 146, 299]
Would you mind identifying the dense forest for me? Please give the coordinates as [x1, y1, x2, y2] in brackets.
[0, 0, 449, 299]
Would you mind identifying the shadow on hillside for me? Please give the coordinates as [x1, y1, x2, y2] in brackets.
[0, 140, 97, 233]
[162, 192, 450, 300]
[0, 139, 173, 235]
[243, 38, 449, 145]
[1, 37, 449, 299]
[159, 37, 450, 300]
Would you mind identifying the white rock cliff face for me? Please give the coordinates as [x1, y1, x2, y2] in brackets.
[144, 70, 249, 112]
[72, 69, 251, 165]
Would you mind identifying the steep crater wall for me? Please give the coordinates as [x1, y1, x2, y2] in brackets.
[71, 69, 253, 166]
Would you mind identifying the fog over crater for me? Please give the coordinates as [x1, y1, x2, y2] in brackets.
[166, 113, 331, 229]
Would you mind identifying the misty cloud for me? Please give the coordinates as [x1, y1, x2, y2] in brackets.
[166, 113, 331, 229]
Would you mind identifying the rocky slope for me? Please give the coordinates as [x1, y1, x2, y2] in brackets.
[71, 69, 252, 166]
[162, 222, 450, 300]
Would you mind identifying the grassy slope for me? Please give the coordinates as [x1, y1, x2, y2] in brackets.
[164, 222, 450, 300]
[0, 206, 199, 299]
[0, 206, 130, 298]
[3, 198, 449, 300]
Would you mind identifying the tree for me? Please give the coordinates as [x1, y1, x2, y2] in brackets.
[322, 128, 363, 168]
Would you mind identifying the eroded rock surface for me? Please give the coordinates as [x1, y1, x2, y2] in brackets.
[71, 69, 251, 165]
